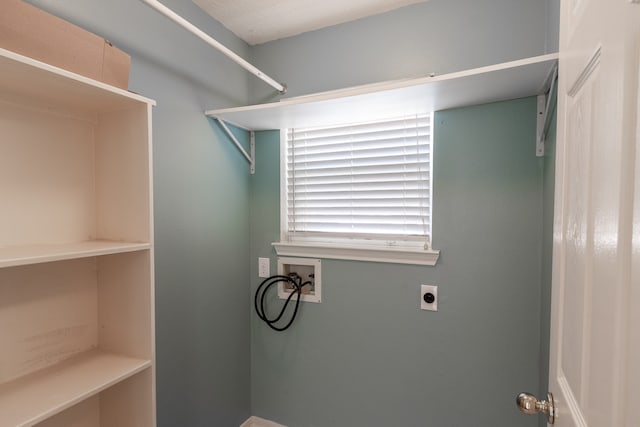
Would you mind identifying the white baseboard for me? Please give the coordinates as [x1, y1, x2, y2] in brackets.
[240, 416, 287, 427]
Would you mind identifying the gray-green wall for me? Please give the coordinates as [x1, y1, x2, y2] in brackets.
[250, 0, 557, 101]
[27, 1, 253, 425]
[250, 98, 546, 427]
[249, 1, 558, 424]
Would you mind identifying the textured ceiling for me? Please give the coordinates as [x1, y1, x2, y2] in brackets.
[193, 0, 429, 45]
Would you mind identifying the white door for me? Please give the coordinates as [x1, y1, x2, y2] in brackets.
[545, 0, 640, 426]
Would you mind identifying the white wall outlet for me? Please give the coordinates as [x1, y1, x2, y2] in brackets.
[258, 257, 270, 278]
[421, 284, 438, 311]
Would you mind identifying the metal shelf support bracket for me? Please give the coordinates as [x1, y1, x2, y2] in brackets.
[215, 117, 255, 174]
[536, 64, 558, 157]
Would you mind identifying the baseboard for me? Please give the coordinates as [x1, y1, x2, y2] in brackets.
[240, 416, 287, 427]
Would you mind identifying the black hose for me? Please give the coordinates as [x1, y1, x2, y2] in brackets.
[254, 274, 312, 331]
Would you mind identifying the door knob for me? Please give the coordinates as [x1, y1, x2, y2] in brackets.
[516, 392, 555, 424]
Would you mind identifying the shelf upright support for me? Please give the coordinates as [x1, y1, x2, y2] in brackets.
[536, 64, 559, 157]
[250, 131, 255, 174]
[215, 117, 255, 174]
[536, 95, 546, 157]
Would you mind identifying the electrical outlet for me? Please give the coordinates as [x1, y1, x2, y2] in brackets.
[258, 257, 270, 278]
[421, 284, 438, 311]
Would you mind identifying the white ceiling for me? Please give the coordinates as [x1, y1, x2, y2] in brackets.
[193, 0, 429, 45]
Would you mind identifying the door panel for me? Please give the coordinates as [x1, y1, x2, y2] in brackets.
[550, 0, 639, 426]
[628, 60, 640, 427]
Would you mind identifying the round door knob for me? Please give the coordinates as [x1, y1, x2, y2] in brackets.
[516, 392, 555, 424]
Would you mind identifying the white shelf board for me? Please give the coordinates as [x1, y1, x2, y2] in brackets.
[206, 54, 558, 130]
[0, 240, 152, 268]
[0, 350, 151, 427]
[0, 48, 155, 114]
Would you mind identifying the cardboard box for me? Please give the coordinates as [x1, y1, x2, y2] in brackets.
[0, 0, 130, 89]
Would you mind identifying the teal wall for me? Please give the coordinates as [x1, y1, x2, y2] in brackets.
[546, 0, 561, 53]
[27, 1, 253, 425]
[250, 97, 546, 427]
[250, 0, 556, 101]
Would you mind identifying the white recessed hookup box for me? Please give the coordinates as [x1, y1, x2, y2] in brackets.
[277, 257, 321, 303]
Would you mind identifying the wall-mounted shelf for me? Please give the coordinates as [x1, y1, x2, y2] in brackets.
[206, 53, 558, 131]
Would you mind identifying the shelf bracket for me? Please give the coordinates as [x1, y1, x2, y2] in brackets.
[250, 131, 255, 174]
[215, 117, 255, 174]
[536, 64, 558, 157]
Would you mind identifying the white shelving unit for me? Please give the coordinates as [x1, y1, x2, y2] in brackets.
[206, 53, 558, 131]
[0, 47, 156, 427]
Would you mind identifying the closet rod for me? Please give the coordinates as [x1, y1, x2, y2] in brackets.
[140, 0, 287, 94]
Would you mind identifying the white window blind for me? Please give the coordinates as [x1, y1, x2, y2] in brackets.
[284, 114, 432, 248]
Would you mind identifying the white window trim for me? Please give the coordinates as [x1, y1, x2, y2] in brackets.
[272, 241, 439, 266]
[275, 120, 439, 266]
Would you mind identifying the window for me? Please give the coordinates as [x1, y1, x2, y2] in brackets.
[274, 114, 439, 265]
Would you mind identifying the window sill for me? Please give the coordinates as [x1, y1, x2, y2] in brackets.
[272, 242, 439, 266]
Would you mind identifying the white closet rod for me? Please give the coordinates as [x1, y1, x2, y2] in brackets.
[140, 0, 287, 94]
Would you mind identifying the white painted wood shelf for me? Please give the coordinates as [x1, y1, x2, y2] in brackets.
[0, 241, 151, 268]
[0, 351, 151, 427]
[0, 47, 155, 114]
[0, 47, 156, 426]
[206, 53, 558, 130]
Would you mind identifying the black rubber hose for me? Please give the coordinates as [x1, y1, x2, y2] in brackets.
[254, 274, 312, 331]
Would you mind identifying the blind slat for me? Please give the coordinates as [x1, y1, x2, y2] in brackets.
[288, 182, 430, 193]
[288, 135, 431, 151]
[287, 224, 429, 235]
[287, 163, 430, 176]
[287, 173, 430, 185]
[288, 191, 429, 199]
[287, 153, 429, 167]
[291, 210, 431, 217]
[288, 200, 430, 208]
